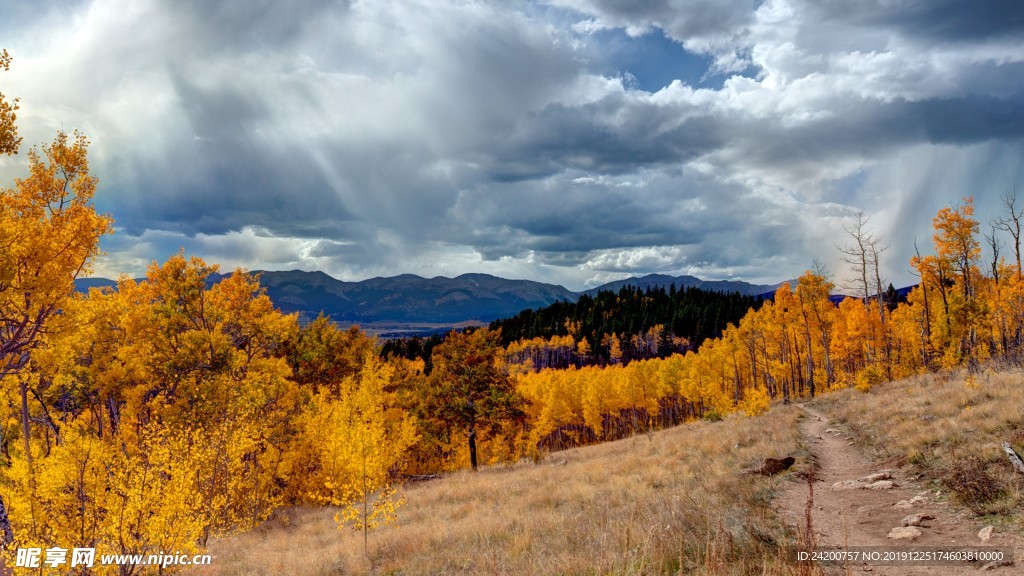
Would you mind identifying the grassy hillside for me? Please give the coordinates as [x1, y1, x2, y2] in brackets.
[811, 367, 1024, 519]
[194, 407, 808, 576]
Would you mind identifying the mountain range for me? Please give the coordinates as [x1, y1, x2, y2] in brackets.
[74, 271, 786, 330]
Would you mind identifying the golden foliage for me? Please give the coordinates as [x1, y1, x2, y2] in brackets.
[0, 49, 20, 155]
[0, 252, 423, 571]
[1, 131, 113, 375]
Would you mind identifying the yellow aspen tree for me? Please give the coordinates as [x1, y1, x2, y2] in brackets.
[580, 365, 618, 439]
[0, 133, 113, 379]
[932, 197, 984, 367]
[1, 54, 112, 545]
[575, 337, 592, 364]
[0, 252, 306, 567]
[100, 423, 207, 573]
[735, 310, 765, 397]
[889, 286, 933, 376]
[992, 271, 1024, 359]
[770, 283, 804, 399]
[3, 420, 112, 568]
[832, 297, 868, 385]
[318, 355, 418, 555]
[796, 269, 836, 397]
[738, 385, 770, 417]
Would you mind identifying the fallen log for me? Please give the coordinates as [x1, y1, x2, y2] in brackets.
[1002, 442, 1024, 475]
[744, 456, 796, 476]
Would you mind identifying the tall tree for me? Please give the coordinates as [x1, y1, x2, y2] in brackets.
[837, 212, 892, 375]
[932, 197, 982, 366]
[426, 328, 523, 470]
[0, 51, 112, 544]
[837, 212, 875, 302]
[933, 197, 981, 299]
[795, 267, 835, 397]
[993, 189, 1023, 277]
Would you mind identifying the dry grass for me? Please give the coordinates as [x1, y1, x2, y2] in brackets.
[811, 365, 1024, 519]
[191, 406, 811, 576]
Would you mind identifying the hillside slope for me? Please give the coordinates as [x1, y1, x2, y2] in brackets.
[195, 407, 807, 576]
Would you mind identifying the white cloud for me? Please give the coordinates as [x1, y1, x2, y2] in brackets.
[582, 246, 689, 272]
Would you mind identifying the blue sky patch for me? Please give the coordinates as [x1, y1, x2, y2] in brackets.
[589, 28, 716, 92]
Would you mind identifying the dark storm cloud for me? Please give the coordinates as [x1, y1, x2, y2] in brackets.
[810, 0, 1024, 43]
[498, 97, 726, 176]
[707, 90, 1024, 182]
[917, 94, 1024, 143]
[447, 167, 807, 279]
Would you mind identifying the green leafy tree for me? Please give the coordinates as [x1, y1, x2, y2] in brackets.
[288, 314, 376, 394]
[427, 328, 524, 470]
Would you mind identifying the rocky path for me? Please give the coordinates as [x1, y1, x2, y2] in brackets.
[777, 405, 1023, 575]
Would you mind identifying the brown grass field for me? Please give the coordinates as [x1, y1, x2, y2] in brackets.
[193, 406, 810, 576]
[192, 366, 1024, 575]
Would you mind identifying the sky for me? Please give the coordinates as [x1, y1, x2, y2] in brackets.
[1, 0, 1023, 291]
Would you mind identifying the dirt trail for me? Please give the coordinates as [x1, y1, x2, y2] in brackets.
[777, 405, 1023, 575]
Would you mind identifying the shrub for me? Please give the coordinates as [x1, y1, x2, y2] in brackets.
[943, 456, 1004, 513]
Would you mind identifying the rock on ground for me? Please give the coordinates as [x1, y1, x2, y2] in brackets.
[902, 513, 934, 527]
[887, 526, 923, 541]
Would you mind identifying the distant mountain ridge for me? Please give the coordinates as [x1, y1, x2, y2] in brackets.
[74, 271, 789, 325]
[582, 274, 783, 298]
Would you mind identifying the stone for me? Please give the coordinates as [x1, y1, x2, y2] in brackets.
[887, 526, 922, 541]
[865, 480, 897, 490]
[894, 500, 914, 510]
[858, 472, 892, 482]
[978, 526, 994, 542]
[832, 480, 867, 490]
[902, 514, 934, 527]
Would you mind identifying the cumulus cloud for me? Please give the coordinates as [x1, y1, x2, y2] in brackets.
[2, 0, 1023, 290]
